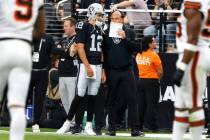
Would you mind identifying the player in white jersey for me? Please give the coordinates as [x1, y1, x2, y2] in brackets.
[172, 0, 210, 140]
[0, 0, 45, 140]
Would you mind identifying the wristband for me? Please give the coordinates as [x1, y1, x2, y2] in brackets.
[177, 62, 187, 71]
[184, 43, 197, 52]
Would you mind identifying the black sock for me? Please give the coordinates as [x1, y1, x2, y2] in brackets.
[67, 95, 82, 120]
[87, 95, 96, 122]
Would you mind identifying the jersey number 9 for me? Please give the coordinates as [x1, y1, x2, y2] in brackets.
[14, 0, 33, 22]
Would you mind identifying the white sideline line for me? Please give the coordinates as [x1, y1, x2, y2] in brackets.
[0, 130, 209, 139]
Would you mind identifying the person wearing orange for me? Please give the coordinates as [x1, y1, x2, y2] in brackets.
[136, 35, 163, 132]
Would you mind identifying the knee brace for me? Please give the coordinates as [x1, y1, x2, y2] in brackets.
[189, 109, 205, 127]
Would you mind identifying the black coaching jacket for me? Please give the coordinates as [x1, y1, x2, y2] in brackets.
[102, 25, 141, 70]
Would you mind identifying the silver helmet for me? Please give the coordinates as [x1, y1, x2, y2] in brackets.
[87, 3, 105, 21]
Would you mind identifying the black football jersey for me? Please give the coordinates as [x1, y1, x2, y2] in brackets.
[75, 21, 103, 65]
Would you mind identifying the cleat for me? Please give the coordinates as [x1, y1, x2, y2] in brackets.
[56, 120, 72, 134]
[84, 122, 96, 135]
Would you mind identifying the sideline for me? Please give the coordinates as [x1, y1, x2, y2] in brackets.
[0, 130, 209, 139]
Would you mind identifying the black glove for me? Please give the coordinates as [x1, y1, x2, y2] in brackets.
[173, 68, 185, 87]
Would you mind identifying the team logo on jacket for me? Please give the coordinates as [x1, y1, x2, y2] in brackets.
[112, 37, 121, 44]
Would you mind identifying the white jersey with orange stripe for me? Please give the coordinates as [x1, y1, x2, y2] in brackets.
[176, 0, 210, 52]
[0, 0, 44, 42]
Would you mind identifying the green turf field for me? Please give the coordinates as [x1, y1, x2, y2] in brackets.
[0, 127, 209, 140]
[1, 127, 168, 140]
[0, 128, 168, 140]
[0, 134, 171, 140]
[0, 132, 171, 140]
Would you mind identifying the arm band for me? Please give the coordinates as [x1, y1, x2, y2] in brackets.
[184, 43, 198, 52]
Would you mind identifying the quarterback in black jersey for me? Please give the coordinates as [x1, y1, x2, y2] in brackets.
[76, 21, 103, 65]
[61, 3, 106, 136]
[75, 3, 106, 135]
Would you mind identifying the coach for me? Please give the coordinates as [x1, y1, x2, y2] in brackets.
[102, 10, 143, 137]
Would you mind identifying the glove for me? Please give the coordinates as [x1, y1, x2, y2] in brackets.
[173, 68, 185, 87]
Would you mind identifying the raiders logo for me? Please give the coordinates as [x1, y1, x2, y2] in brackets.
[112, 37, 121, 44]
[89, 7, 94, 14]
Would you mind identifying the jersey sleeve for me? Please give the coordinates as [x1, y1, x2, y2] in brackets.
[37, 0, 44, 10]
[184, 0, 202, 10]
[75, 21, 87, 44]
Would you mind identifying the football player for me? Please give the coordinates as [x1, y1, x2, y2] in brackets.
[55, 3, 106, 135]
[172, 0, 210, 140]
[0, 0, 45, 140]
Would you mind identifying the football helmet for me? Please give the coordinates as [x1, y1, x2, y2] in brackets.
[87, 3, 105, 22]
